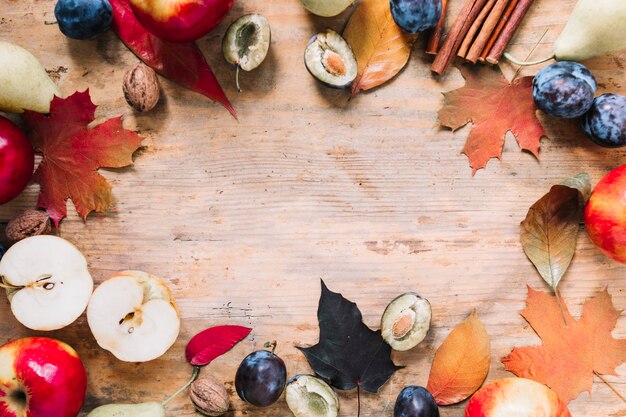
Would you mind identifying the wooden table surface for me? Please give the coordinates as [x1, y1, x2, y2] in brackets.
[1, 0, 625, 416]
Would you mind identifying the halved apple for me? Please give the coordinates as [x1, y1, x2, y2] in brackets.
[87, 270, 180, 362]
[0, 236, 93, 331]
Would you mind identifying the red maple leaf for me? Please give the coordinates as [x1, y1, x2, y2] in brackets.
[439, 65, 547, 174]
[23, 91, 143, 226]
[502, 286, 626, 403]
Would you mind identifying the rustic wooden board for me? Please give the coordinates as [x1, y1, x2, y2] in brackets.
[1, 0, 625, 416]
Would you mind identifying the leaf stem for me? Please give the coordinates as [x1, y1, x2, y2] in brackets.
[357, 384, 361, 417]
[162, 366, 200, 407]
[595, 372, 626, 403]
[555, 290, 568, 327]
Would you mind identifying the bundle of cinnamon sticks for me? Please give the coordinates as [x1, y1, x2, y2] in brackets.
[428, 0, 536, 75]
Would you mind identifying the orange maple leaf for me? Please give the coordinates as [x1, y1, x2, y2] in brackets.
[502, 286, 626, 403]
[24, 90, 143, 226]
[439, 65, 547, 174]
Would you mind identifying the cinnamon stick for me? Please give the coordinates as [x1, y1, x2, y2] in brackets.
[465, 0, 510, 63]
[479, 0, 519, 62]
[486, 0, 535, 64]
[426, 0, 449, 55]
[457, 0, 497, 58]
[431, 0, 489, 75]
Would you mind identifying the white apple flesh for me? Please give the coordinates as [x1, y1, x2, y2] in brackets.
[0, 235, 93, 331]
[87, 270, 180, 362]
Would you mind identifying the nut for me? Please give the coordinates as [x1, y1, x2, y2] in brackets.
[5, 209, 52, 242]
[122, 62, 160, 112]
[190, 377, 230, 416]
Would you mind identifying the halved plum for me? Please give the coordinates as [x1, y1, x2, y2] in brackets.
[381, 292, 432, 351]
[222, 14, 271, 91]
[304, 29, 357, 89]
[286, 374, 339, 417]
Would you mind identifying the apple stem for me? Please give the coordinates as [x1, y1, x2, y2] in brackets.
[0, 276, 22, 290]
[0, 275, 54, 291]
[595, 372, 626, 403]
[236, 66, 242, 93]
[161, 366, 200, 408]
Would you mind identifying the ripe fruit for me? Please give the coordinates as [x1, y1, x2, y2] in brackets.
[222, 14, 271, 92]
[381, 293, 431, 351]
[286, 374, 339, 417]
[129, 0, 234, 43]
[235, 349, 287, 407]
[55, 0, 113, 40]
[394, 386, 439, 417]
[390, 0, 442, 34]
[532, 61, 596, 118]
[0, 116, 33, 205]
[300, 0, 354, 17]
[0, 337, 87, 417]
[465, 378, 570, 417]
[0, 236, 93, 331]
[582, 93, 626, 147]
[87, 270, 180, 362]
[304, 29, 357, 89]
[584, 164, 626, 264]
[86, 402, 164, 417]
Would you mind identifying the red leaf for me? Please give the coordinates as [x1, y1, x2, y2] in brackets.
[109, 0, 236, 118]
[23, 90, 143, 226]
[439, 65, 547, 174]
[185, 325, 252, 366]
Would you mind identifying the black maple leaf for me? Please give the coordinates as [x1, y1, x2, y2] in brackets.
[298, 280, 402, 398]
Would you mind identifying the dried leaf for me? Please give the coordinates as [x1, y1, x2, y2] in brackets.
[560, 172, 592, 204]
[502, 286, 626, 403]
[520, 184, 581, 292]
[426, 310, 491, 405]
[439, 65, 547, 174]
[185, 325, 251, 366]
[23, 91, 143, 226]
[109, 0, 236, 118]
[343, 0, 415, 95]
[298, 280, 402, 393]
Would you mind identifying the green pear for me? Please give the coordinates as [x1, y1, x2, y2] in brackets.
[86, 402, 165, 417]
[0, 41, 60, 113]
[506, 0, 626, 65]
[554, 0, 626, 61]
[300, 0, 354, 17]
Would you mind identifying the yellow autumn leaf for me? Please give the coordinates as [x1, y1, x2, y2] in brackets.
[426, 310, 491, 405]
[343, 0, 415, 94]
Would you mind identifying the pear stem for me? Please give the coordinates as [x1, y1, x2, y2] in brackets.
[504, 52, 555, 66]
[235, 66, 242, 93]
[162, 366, 200, 408]
[357, 384, 361, 417]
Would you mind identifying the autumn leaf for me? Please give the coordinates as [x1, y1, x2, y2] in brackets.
[520, 182, 583, 295]
[298, 280, 402, 410]
[185, 325, 251, 366]
[109, 0, 236, 118]
[502, 286, 626, 403]
[343, 0, 415, 95]
[439, 65, 547, 174]
[23, 90, 143, 226]
[426, 310, 491, 405]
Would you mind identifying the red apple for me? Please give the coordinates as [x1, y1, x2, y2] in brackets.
[129, 0, 234, 42]
[465, 378, 570, 417]
[585, 164, 626, 264]
[0, 337, 87, 417]
[0, 116, 34, 205]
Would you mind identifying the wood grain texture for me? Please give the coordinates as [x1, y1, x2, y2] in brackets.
[0, 0, 625, 416]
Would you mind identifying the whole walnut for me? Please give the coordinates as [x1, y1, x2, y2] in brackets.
[189, 377, 229, 416]
[5, 209, 52, 242]
[123, 62, 160, 112]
